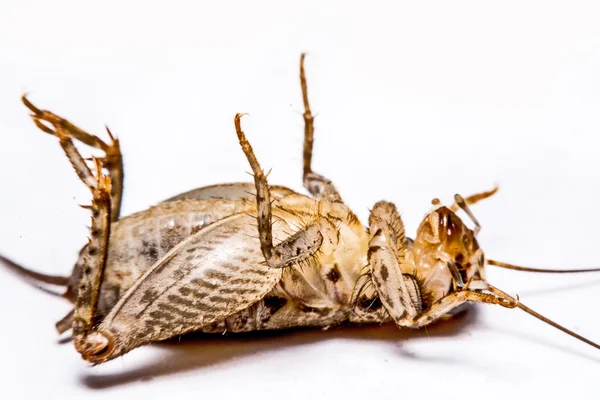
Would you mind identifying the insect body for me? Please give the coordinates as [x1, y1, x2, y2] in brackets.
[2, 54, 599, 364]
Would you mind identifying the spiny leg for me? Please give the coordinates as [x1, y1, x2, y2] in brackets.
[71, 160, 113, 356]
[22, 96, 124, 221]
[299, 54, 342, 203]
[25, 100, 114, 353]
[235, 114, 335, 269]
[367, 201, 420, 325]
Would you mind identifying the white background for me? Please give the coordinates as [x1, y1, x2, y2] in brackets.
[1, 0, 599, 398]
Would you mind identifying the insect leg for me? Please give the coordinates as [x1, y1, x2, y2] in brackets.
[409, 284, 600, 350]
[407, 287, 516, 328]
[235, 114, 335, 268]
[367, 201, 420, 325]
[71, 160, 113, 357]
[23, 102, 114, 353]
[22, 96, 124, 221]
[299, 54, 342, 203]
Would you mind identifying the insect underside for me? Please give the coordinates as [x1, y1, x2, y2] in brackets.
[2, 54, 600, 364]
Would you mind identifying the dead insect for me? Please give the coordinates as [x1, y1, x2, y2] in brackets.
[2, 54, 599, 364]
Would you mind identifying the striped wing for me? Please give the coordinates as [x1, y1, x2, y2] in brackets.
[97, 213, 285, 356]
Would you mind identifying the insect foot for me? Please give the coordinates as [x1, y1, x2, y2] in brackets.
[21, 95, 124, 221]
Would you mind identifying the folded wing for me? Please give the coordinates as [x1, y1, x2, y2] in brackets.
[98, 212, 288, 357]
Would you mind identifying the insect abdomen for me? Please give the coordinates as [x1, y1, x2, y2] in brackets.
[202, 288, 350, 333]
[203, 209, 374, 333]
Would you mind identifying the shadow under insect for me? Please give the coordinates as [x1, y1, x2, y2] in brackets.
[80, 308, 478, 389]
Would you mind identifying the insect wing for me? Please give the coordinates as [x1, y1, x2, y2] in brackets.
[97, 213, 283, 356]
[163, 182, 298, 202]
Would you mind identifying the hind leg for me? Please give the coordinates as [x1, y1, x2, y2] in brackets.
[0, 97, 122, 304]
[22, 96, 124, 221]
[24, 102, 116, 354]
[70, 162, 113, 355]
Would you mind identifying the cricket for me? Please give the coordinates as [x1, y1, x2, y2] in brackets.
[1, 54, 599, 364]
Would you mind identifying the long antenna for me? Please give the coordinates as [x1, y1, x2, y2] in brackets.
[487, 284, 600, 350]
[487, 259, 600, 273]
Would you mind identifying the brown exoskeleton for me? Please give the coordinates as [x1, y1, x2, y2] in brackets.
[2, 54, 599, 364]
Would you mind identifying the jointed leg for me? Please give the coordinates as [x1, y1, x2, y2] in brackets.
[408, 287, 517, 328]
[72, 159, 112, 357]
[25, 99, 115, 354]
[299, 54, 342, 203]
[367, 201, 420, 325]
[235, 114, 336, 269]
[369, 201, 409, 261]
[406, 283, 600, 350]
[22, 96, 124, 221]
